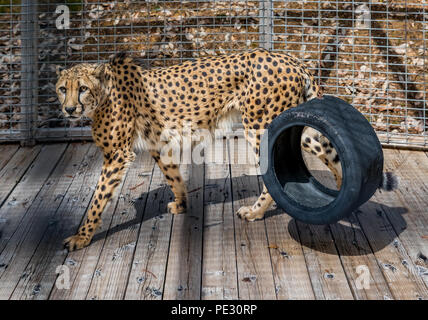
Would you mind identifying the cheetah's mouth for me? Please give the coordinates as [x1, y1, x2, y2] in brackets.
[65, 115, 81, 121]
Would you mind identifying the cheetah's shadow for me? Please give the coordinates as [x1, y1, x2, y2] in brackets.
[92, 169, 407, 256]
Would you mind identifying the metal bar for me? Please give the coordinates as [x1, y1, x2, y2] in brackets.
[259, 0, 273, 50]
[19, 0, 39, 146]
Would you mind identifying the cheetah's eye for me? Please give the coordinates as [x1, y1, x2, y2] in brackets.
[59, 86, 66, 94]
[79, 86, 88, 93]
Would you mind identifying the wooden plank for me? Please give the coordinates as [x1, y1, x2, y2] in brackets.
[9, 143, 101, 300]
[295, 221, 354, 300]
[0, 144, 66, 254]
[47, 145, 104, 300]
[379, 150, 428, 289]
[85, 153, 154, 300]
[352, 149, 428, 299]
[292, 153, 353, 299]
[201, 138, 238, 300]
[0, 145, 42, 207]
[48, 151, 144, 300]
[124, 165, 173, 300]
[162, 163, 204, 300]
[355, 202, 428, 299]
[261, 181, 315, 300]
[304, 153, 393, 299]
[0, 145, 19, 171]
[229, 140, 277, 300]
[0, 143, 68, 298]
[0, 143, 89, 299]
[329, 218, 394, 300]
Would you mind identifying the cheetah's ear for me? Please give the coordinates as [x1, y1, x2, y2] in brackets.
[93, 63, 105, 79]
[56, 65, 65, 76]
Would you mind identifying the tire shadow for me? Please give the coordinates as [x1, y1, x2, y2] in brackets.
[265, 200, 408, 256]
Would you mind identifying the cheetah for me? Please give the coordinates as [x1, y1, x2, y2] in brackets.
[56, 49, 394, 251]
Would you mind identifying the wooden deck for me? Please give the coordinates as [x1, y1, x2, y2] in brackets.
[0, 142, 427, 300]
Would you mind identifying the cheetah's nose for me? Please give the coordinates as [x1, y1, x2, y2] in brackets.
[65, 107, 77, 115]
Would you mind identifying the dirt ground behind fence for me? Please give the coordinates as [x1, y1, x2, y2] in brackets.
[0, 1, 426, 143]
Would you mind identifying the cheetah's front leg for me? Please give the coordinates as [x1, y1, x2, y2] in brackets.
[64, 149, 135, 251]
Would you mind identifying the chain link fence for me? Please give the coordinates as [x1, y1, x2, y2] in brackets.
[0, 1, 427, 148]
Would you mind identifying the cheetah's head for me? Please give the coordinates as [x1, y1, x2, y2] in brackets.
[56, 63, 109, 120]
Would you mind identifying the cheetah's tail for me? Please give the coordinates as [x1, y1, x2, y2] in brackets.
[379, 172, 399, 191]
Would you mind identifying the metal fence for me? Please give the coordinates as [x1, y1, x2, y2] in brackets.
[0, 1, 427, 148]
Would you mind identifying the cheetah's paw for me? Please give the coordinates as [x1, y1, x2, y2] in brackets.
[63, 234, 91, 251]
[236, 206, 264, 222]
[167, 200, 186, 215]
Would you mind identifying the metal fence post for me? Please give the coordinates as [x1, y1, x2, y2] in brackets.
[20, 0, 38, 146]
[259, 0, 273, 50]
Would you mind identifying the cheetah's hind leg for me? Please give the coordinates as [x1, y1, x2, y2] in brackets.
[300, 127, 342, 189]
[235, 124, 274, 222]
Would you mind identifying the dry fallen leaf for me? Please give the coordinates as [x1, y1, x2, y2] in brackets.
[129, 182, 145, 191]
[268, 244, 278, 249]
[242, 276, 256, 283]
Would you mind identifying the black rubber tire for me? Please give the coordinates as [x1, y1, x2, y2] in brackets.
[260, 95, 384, 225]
